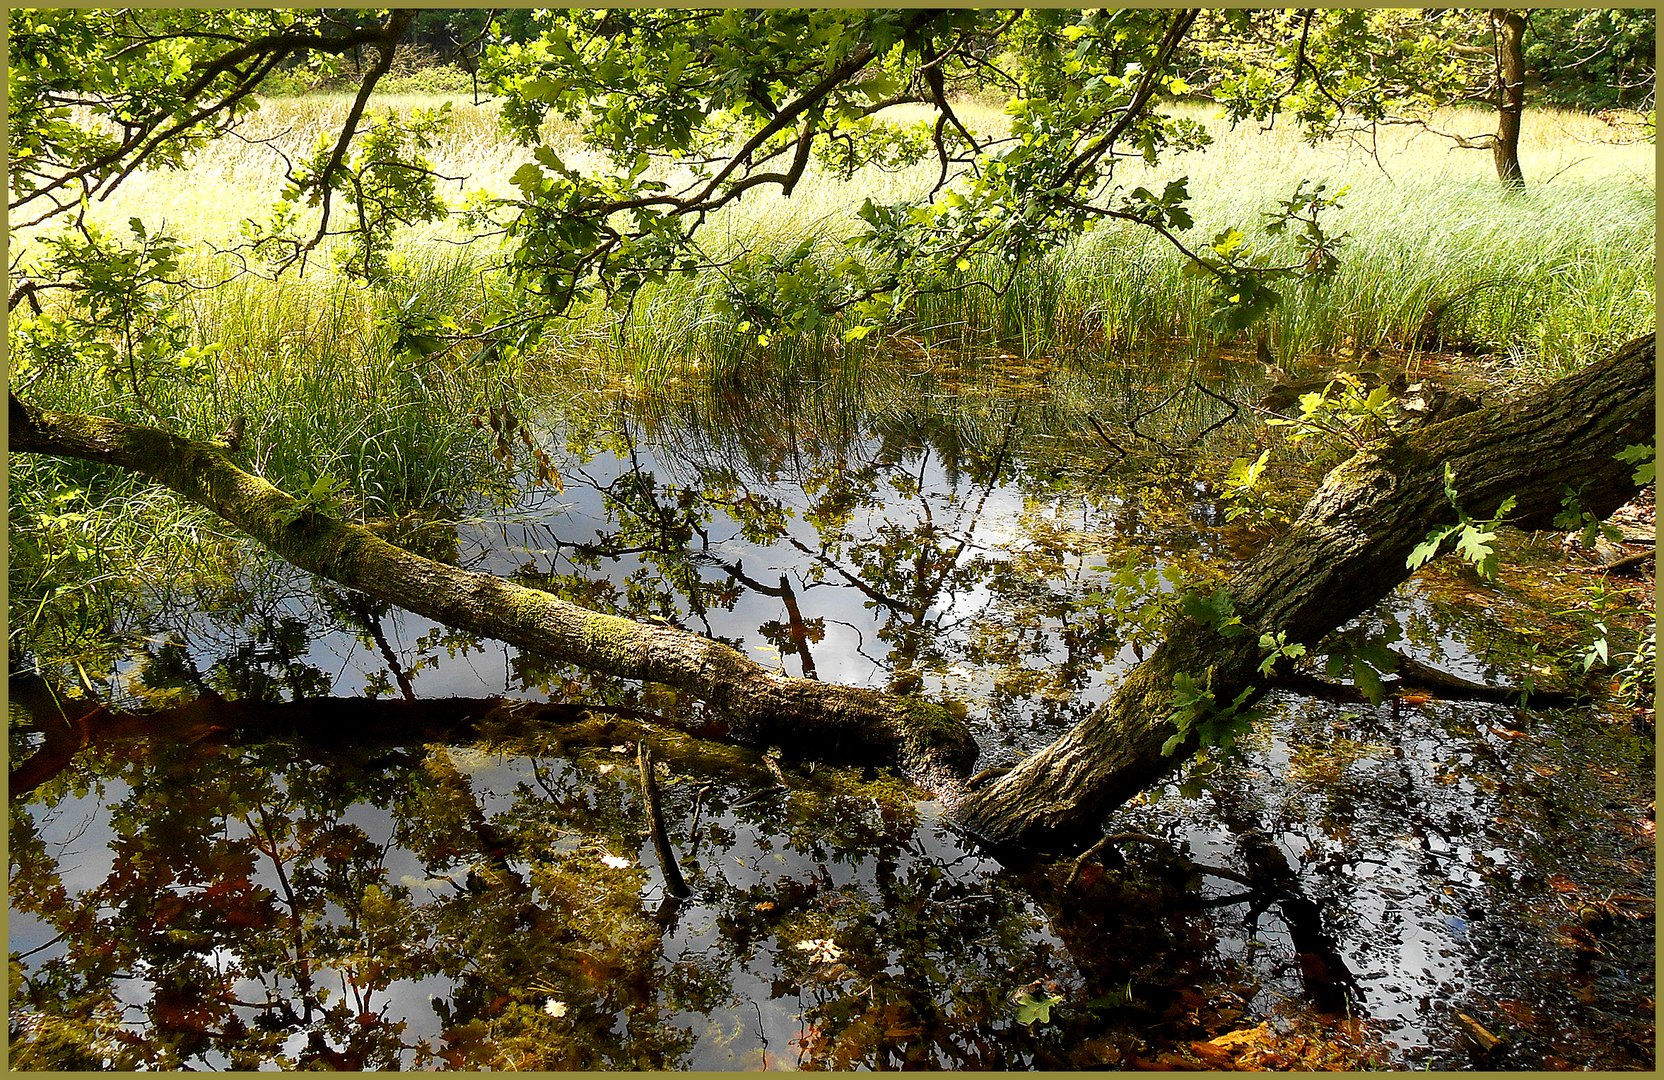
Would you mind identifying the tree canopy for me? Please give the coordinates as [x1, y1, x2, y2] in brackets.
[10, 7, 1362, 350]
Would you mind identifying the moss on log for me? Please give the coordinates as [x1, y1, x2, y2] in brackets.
[8, 396, 978, 780]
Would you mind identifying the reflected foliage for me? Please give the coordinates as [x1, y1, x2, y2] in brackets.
[11, 352, 1653, 1069]
[9, 693, 1112, 1069]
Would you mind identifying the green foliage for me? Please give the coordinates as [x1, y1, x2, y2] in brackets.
[1176, 179, 1349, 332]
[1162, 669, 1255, 757]
[1179, 587, 1247, 638]
[1079, 554, 1178, 660]
[474, 9, 960, 317]
[1320, 631, 1400, 706]
[1014, 988, 1064, 1027]
[7, 9, 405, 229]
[1553, 488, 1623, 550]
[1222, 449, 1286, 525]
[1162, 587, 1306, 754]
[1550, 583, 1656, 707]
[462, 7, 1353, 342]
[377, 64, 479, 97]
[1407, 464, 1516, 582]
[1525, 9, 1655, 109]
[1262, 180, 1349, 279]
[275, 471, 350, 527]
[6, 460, 235, 691]
[9, 5, 1652, 389]
[1615, 443, 1654, 487]
[1267, 372, 1400, 449]
[14, 219, 208, 407]
[11, 7, 455, 292]
[712, 237, 847, 350]
[1256, 630, 1307, 676]
[1576, 621, 1611, 673]
[1201, 10, 1502, 146]
[9, 9, 294, 207]
[266, 104, 454, 280]
[1614, 620, 1656, 708]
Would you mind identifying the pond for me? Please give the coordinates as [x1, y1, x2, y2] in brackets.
[8, 350, 1655, 1069]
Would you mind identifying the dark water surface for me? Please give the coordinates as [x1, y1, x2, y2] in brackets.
[9, 356, 1654, 1069]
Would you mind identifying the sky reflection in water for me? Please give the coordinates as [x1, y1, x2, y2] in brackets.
[9, 364, 1654, 1069]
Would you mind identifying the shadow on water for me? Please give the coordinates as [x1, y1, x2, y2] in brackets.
[8, 350, 1654, 1069]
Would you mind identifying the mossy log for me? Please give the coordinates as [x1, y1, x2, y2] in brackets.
[7, 395, 978, 781]
[953, 333, 1655, 855]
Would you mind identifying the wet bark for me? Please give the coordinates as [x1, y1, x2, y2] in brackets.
[953, 334, 1655, 855]
[7, 396, 978, 781]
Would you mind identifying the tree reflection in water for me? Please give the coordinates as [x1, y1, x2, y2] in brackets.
[10, 354, 1653, 1068]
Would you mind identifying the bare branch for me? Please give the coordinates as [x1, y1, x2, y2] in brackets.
[11, 13, 421, 221]
[300, 9, 417, 257]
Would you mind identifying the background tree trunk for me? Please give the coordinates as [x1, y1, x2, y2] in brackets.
[1491, 8, 1528, 188]
[952, 334, 1654, 855]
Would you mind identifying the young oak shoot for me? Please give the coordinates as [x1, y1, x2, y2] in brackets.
[1407, 463, 1517, 582]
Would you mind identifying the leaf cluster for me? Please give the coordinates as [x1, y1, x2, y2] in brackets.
[8, 9, 399, 230]
[1407, 464, 1516, 582]
[1197, 9, 1502, 146]
[1267, 371, 1401, 450]
[1161, 668, 1256, 758]
[12, 218, 211, 406]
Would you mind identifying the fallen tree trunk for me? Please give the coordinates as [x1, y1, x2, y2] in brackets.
[953, 333, 1655, 855]
[9, 335, 1653, 855]
[7, 395, 978, 781]
[5, 683, 791, 802]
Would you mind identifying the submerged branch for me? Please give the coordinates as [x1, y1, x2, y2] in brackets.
[1272, 649, 1579, 708]
[638, 742, 692, 899]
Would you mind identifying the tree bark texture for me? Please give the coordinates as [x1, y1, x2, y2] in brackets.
[6, 397, 978, 781]
[952, 334, 1655, 855]
[1490, 8, 1528, 188]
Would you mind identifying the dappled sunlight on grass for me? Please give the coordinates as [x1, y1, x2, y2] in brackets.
[18, 91, 1645, 390]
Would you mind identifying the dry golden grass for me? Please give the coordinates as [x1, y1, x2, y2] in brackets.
[61, 92, 1650, 248]
[18, 91, 1651, 379]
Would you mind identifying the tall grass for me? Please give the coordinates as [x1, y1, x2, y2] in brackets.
[14, 92, 1653, 469]
[913, 164, 1654, 375]
[17, 247, 522, 517]
[550, 100, 1653, 383]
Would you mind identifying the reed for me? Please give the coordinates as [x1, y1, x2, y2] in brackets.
[562, 99, 1653, 382]
[13, 92, 1652, 512]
